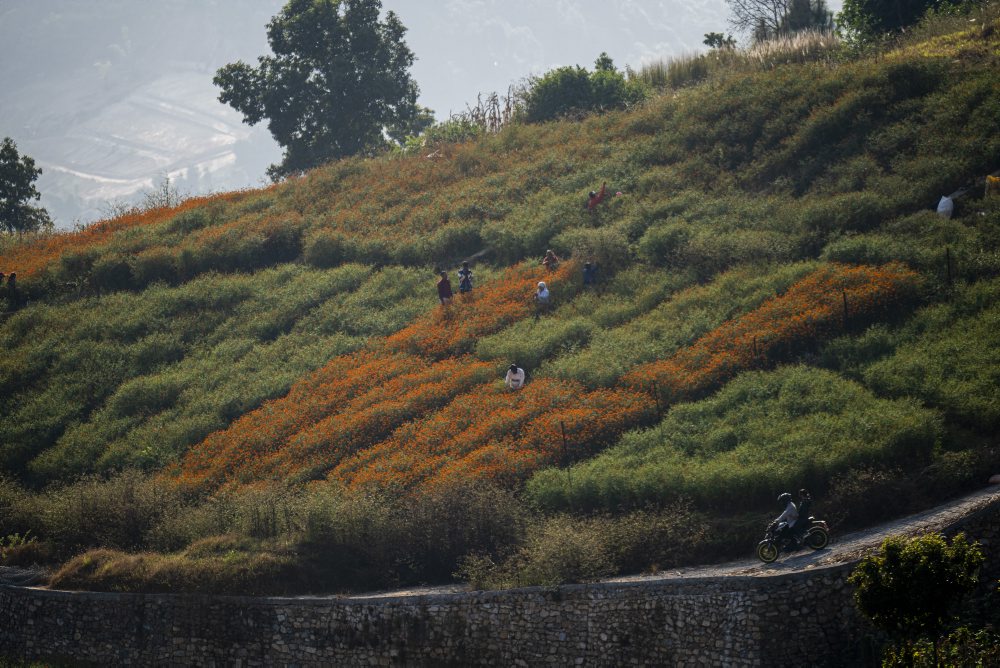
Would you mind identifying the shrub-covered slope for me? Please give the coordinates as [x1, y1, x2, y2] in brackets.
[2, 11, 1000, 594]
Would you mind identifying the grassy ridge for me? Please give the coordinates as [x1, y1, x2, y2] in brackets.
[1, 8, 1000, 593]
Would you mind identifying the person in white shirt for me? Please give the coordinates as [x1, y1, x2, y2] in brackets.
[535, 281, 550, 304]
[505, 363, 526, 390]
[774, 492, 799, 544]
[534, 281, 550, 320]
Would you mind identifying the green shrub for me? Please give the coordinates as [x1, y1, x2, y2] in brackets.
[89, 255, 134, 292]
[850, 532, 984, 639]
[544, 263, 814, 387]
[34, 470, 185, 555]
[303, 229, 349, 268]
[881, 626, 1000, 668]
[551, 225, 632, 271]
[132, 247, 178, 287]
[520, 55, 646, 123]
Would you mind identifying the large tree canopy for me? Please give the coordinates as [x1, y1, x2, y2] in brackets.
[214, 0, 423, 179]
[0, 137, 51, 234]
[838, 0, 959, 42]
[727, 0, 834, 41]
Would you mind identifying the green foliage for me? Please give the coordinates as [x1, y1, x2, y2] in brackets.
[521, 54, 647, 123]
[0, 137, 51, 233]
[457, 502, 705, 589]
[838, 0, 976, 44]
[850, 532, 984, 638]
[823, 278, 1000, 432]
[214, 0, 423, 178]
[881, 627, 1000, 667]
[704, 32, 738, 49]
[528, 366, 941, 511]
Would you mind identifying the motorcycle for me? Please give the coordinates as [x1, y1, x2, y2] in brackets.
[755, 517, 830, 563]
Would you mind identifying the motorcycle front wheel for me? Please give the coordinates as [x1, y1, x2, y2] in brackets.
[804, 527, 829, 550]
[756, 540, 779, 563]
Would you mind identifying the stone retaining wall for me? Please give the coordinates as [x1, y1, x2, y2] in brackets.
[1, 496, 996, 667]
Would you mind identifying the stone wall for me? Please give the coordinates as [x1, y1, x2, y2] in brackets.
[1, 496, 996, 667]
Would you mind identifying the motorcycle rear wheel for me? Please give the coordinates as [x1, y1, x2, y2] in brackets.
[804, 527, 829, 550]
[756, 540, 779, 563]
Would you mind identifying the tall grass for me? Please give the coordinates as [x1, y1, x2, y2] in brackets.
[636, 30, 842, 91]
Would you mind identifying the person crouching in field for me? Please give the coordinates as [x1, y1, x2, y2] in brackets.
[505, 363, 525, 390]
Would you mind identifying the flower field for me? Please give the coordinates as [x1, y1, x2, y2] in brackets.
[165, 260, 918, 497]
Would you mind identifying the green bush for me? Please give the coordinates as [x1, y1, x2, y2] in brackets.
[881, 627, 1000, 668]
[33, 470, 185, 555]
[544, 263, 814, 387]
[521, 54, 646, 123]
[303, 229, 349, 268]
[850, 532, 984, 639]
[89, 255, 134, 292]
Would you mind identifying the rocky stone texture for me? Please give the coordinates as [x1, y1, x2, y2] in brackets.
[1, 497, 996, 667]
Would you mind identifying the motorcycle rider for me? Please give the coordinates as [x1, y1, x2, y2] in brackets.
[773, 492, 800, 546]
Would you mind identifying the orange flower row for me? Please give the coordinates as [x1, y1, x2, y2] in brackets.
[171, 350, 426, 492]
[0, 190, 253, 280]
[385, 261, 578, 358]
[330, 378, 655, 492]
[249, 356, 495, 485]
[624, 263, 919, 402]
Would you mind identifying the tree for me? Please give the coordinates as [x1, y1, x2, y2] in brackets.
[838, 0, 958, 43]
[0, 137, 52, 234]
[214, 0, 425, 180]
[727, 0, 834, 41]
[778, 0, 834, 34]
[849, 532, 984, 640]
[520, 54, 647, 124]
[703, 32, 738, 49]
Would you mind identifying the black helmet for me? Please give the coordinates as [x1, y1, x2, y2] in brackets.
[777, 492, 792, 505]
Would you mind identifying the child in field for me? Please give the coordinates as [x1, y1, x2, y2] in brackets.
[457, 261, 473, 294]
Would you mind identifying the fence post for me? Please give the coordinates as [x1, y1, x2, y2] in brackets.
[561, 420, 572, 491]
[652, 381, 662, 418]
[842, 290, 849, 328]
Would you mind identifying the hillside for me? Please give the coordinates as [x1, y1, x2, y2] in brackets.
[1, 8, 1000, 595]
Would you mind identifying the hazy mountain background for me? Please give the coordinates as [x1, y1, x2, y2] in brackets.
[0, 0, 780, 227]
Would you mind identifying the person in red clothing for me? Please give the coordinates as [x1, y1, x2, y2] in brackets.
[587, 182, 607, 210]
[436, 270, 453, 305]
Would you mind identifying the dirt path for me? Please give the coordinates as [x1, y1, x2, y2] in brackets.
[350, 485, 1000, 599]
